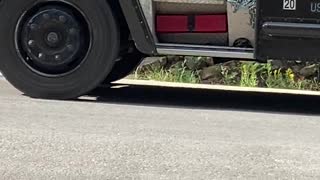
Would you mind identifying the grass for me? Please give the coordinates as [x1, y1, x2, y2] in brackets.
[239, 62, 320, 90]
[134, 58, 320, 91]
[263, 64, 297, 89]
[136, 66, 200, 84]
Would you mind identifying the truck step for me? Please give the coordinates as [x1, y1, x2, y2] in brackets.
[156, 43, 254, 59]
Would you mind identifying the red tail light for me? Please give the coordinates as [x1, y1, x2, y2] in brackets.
[156, 14, 227, 33]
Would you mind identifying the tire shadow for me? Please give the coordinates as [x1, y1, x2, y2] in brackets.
[85, 83, 320, 116]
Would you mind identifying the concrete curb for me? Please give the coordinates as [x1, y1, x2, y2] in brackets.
[116, 79, 320, 96]
[1, 74, 319, 96]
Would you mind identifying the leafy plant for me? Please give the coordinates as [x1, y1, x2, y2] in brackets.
[240, 62, 260, 87]
[263, 63, 306, 89]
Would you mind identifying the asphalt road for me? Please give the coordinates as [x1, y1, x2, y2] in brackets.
[1, 78, 320, 179]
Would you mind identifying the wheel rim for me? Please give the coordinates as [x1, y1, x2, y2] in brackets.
[15, 2, 91, 76]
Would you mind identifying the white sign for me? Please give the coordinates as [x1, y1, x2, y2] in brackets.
[283, 0, 296, 10]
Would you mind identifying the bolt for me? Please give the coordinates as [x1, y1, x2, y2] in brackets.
[55, 55, 61, 61]
[43, 13, 50, 20]
[59, 15, 67, 23]
[30, 24, 37, 30]
[28, 40, 35, 47]
[38, 53, 45, 60]
[69, 28, 77, 35]
[67, 44, 74, 51]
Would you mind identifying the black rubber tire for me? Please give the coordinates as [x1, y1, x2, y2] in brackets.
[104, 48, 144, 83]
[0, 0, 120, 99]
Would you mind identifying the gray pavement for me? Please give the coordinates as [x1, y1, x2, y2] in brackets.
[0, 78, 320, 179]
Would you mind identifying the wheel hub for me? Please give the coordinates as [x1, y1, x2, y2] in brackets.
[46, 32, 60, 45]
[16, 4, 90, 76]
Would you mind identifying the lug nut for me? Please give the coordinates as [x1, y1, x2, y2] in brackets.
[43, 13, 50, 20]
[30, 24, 37, 30]
[54, 55, 61, 61]
[38, 53, 45, 60]
[67, 44, 74, 51]
[28, 40, 35, 47]
[69, 28, 77, 35]
[59, 15, 67, 23]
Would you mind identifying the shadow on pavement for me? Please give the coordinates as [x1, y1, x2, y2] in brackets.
[85, 83, 320, 116]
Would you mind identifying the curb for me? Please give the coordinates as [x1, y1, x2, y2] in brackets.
[116, 79, 320, 96]
[1, 74, 320, 96]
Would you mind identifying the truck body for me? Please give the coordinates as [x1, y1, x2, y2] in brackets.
[124, 0, 320, 61]
[0, 0, 319, 99]
[139, 0, 255, 58]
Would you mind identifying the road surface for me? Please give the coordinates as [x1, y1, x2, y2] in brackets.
[0, 78, 320, 179]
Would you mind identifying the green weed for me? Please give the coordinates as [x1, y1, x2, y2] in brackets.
[263, 63, 305, 89]
[240, 62, 260, 87]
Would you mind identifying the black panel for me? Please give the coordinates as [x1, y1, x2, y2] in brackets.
[256, 0, 320, 61]
[260, 0, 320, 19]
[119, 0, 156, 55]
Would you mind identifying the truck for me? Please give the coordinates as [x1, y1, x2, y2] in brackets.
[0, 0, 318, 99]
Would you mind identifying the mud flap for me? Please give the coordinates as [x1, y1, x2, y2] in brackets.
[256, 0, 320, 61]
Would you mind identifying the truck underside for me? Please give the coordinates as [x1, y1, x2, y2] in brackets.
[0, 0, 319, 99]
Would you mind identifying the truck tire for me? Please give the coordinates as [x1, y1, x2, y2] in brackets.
[0, 0, 120, 99]
[104, 46, 144, 83]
